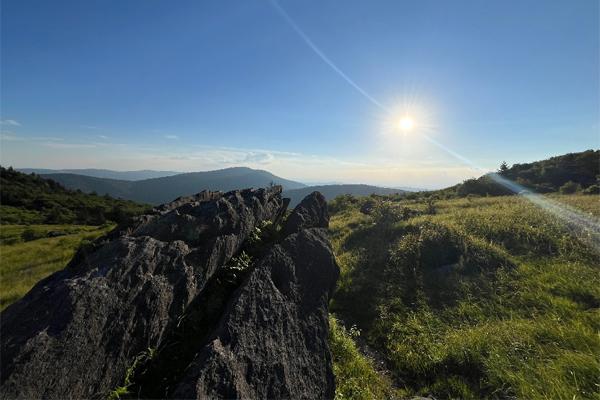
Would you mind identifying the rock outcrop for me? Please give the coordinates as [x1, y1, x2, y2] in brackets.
[0, 186, 339, 399]
[283, 191, 329, 235]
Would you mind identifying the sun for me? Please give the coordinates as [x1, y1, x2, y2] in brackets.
[398, 116, 415, 131]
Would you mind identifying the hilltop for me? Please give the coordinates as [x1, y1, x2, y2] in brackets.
[328, 191, 599, 399]
[434, 149, 599, 198]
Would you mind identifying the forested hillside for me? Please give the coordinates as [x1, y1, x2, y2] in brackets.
[0, 167, 149, 225]
[432, 149, 599, 198]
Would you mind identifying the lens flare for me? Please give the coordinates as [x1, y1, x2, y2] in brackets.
[271, 0, 600, 254]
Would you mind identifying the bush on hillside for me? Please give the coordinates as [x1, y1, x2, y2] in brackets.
[456, 176, 512, 197]
[559, 181, 581, 194]
[582, 184, 599, 195]
[21, 228, 42, 242]
[329, 194, 359, 215]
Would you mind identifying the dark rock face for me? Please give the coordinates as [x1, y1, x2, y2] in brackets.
[172, 228, 338, 399]
[283, 191, 329, 236]
[0, 187, 339, 400]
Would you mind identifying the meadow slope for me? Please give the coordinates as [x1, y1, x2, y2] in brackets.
[328, 194, 600, 399]
[1, 193, 598, 399]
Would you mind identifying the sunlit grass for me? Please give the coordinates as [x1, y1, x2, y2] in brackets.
[329, 194, 600, 399]
[329, 316, 399, 400]
[0, 224, 114, 310]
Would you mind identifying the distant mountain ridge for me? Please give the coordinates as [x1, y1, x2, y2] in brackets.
[19, 166, 411, 206]
[283, 184, 407, 206]
[38, 167, 307, 204]
[18, 168, 179, 181]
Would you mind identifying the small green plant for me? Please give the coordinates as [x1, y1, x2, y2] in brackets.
[226, 251, 252, 277]
[245, 220, 280, 258]
[107, 348, 156, 400]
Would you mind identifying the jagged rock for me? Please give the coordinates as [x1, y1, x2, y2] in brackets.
[283, 191, 329, 236]
[172, 228, 339, 399]
[1, 187, 284, 399]
[0, 186, 339, 400]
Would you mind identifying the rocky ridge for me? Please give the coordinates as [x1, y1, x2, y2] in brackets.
[0, 187, 339, 399]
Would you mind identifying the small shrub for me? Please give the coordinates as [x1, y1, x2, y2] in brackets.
[359, 199, 376, 215]
[224, 251, 252, 282]
[583, 184, 599, 195]
[559, 181, 581, 194]
[372, 201, 403, 228]
[329, 195, 359, 215]
[21, 228, 41, 242]
[425, 198, 437, 214]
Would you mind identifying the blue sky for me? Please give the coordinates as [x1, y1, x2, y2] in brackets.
[1, 0, 598, 188]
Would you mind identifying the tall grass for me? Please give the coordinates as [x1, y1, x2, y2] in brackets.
[329, 316, 399, 400]
[329, 194, 600, 399]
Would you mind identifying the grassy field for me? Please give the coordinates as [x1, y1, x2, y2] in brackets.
[0, 224, 114, 310]
[328, 194, 600, 399]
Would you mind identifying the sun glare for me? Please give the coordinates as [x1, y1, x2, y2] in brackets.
[379, 100, 434, 138]
[399, 116, 415, 131]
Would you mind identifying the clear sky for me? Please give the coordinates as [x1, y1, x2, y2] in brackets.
[1, 0, 598, 188]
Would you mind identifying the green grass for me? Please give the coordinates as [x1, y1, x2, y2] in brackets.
[0, 224, 114, 310]
[329, 194, 600, 399]
[0, 223, 108, 245]
[0, 205, 45, 225]
[329, 316, 399, 400]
